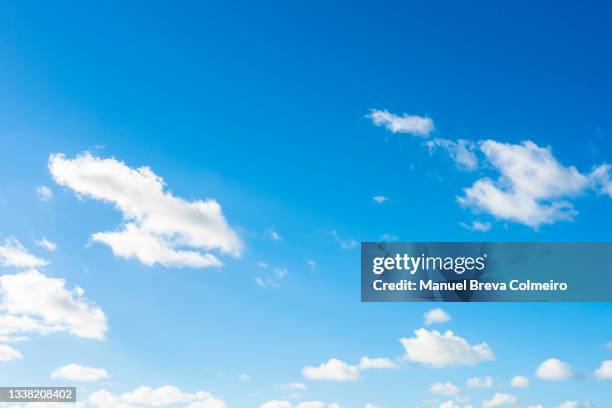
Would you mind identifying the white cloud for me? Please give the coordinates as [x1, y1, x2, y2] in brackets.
[0, 344, 22, 362]
[89, 386, 226, 408]
[49, 153, 242, 268]
[0, 269, 108, 340]
[535, 358, 574, 381]
[279, 383, 307, 391]
[50, 363, 108, 381]
[594, 360, 612, 380]
[438, 401, 459, 408]
[526, 405, 544, 408]
[35, 238, 57, 252]
[425, 138, 478, 171]
[238, 373, 251, 381]
[368, 109, 434, 137]
[358, 356, 399, 369]
[459, 221, 492, 233]
[307, 260, 316, 269]
[458, 140, 589, 228]
[372, 195, 389, 204]
[0, 238, 48, 269]
[482, 393, 517, 408]
[255, 276, 279, 289]
[510, 375, 528, 388]
[466, 376, 493, 388]
[424, 308, 451, 325]
[36, 185, 53, 201]
[400, 328, 494, 368]
[590, 163, 612, 197]
[364, 404, 380, 408]
[302, 358, 360, 381]
[429, 382, 460, 395]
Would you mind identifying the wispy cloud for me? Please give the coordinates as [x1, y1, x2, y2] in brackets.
[368, 109, 434, 137]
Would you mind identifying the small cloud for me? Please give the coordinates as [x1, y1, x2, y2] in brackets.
[266, 227, 282, 241]
[459, 220, 492, 232]
[279, 382, 307, 391]
[466, 376, 493, 388]
[482, 393, 517, 408]
[255, 277, 279, 289]
[302, 358, 360, 382]
[0, 344, 23, 362]
[372, 195, 389, 204]
[0, 237, 48, 269]
[257, 261, 269, 269]
[238, 373, 252, 381]
[535, 358, 574, 381]
[594, 360, 612, 380]
[50, 363, 108, 382]
[400, 328, 494, 368]
[428, 382, 460, 395]
[424, 308, 451, 325]
[327, 230, 357, 250]
[307, 260, 316, 269]
[358, 356, 400, 370]
[510, 375, 529, 388]
[35, 238, 57, 252]
[557, 402, 590, 408]
[274, 268, 288, 279]
[367, 109, 434, 137]
[36, 185, 53, 201]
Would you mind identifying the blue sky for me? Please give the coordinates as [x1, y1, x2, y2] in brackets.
[0, 1, 611, 408]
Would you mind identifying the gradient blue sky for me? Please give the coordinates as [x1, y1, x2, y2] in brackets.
[0, 1, 611, 408]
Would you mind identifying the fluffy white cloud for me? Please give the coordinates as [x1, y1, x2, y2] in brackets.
[424, 308, 451, 325]
[0, 344, 22, 362]
[425, 138, 478, 171]
[50, 363, 108, 381]
[510, 375, 529, 388]
[0, 269, 107, 340]
[260, 402, 340, 408]
[400, 328, 494, 368]
[482, 393, 517, 408]
[429, 382, 460, 395]
[368, 109, 434, 137]
[358, 356, 399, 369]
[36, 185, 53, 201]
[594, 360, 612, 380]
[458, 140, 589, 228]
[89, 386, 226, 408]
[372, 195, 389, 204]
[535, 358, 574, 381]
[302, 358, 360, 381]
[0, 238, 48, 269]
[49, 153, 242, 268]
[35, 238, 57, 252]
[466, 376, 493, 388]
[438, 401, 459, 408]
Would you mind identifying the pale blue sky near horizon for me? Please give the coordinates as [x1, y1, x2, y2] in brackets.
[0, 2, 611, 408]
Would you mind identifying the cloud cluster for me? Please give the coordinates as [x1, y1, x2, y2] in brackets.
[368, 109, 612, 229]
[429, 382, 460, 395]
[0, 239, 107, 362]
[424, 308, 451, 325]
[89, 386, 226, 408]
[49, 153, 242, 268]
[594, 360, 612, 380]
[466, 376, 493, 388]
[482, 393, 517, 408]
